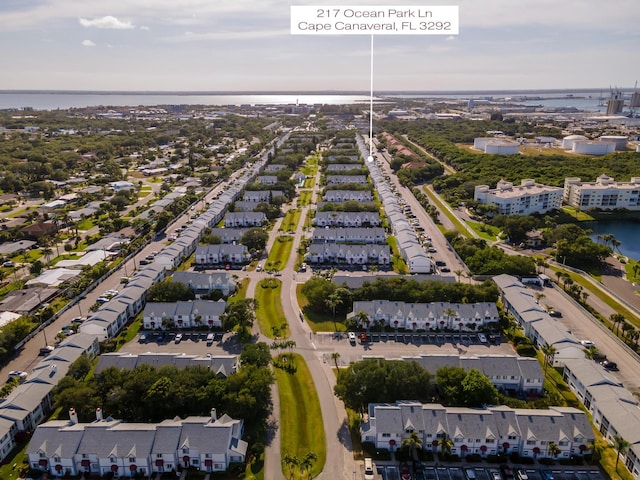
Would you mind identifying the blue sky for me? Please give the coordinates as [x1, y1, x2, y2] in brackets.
[0, 0, 638, 91]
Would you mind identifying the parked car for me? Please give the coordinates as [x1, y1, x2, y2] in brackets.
[139, 334, 147, 343]
[500, 465, 514, 479]
[206, 333, 215, 346]
[39, 346, 55, 356]
[139, 259, 151, 265]
[600, 360, 619, 371]
[8, 370, 27, 381]
[580, 340, 595, 348]
[548, 310, 562, 317]
[539, 468, 554, 480]
[174, 333, 183, 344]
[478, 333, 488, 343]
[400, 462, 412, 480]
[360, 332, 368, 344]
[156, 332, 166, 343]
[489, 469, 502, 480]
[348, 332, 356, 344]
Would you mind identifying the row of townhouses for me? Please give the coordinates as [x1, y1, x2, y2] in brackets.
[94, 353, 237, 377]
[325, 175, 368, 185]
[27, 408, 246, 477]
[310, 227, 387, 244]
[194, 244, 250, 266]
[223, 212, 266, 227]
[264, 164, 286, 172]
[349, 300, 499, 331]
[172, 271, 236, 297]
[305, 244, 390, 265]
[361, 402, 593, 459]
[256, 175, 278, 185]
[325, 163, 365, 172]
[323, 190, 372, 203]
[494, 274, 640, 478]
[359, 134, 432, 274]
[142, 300, 226, 330]
[312, 211, 381, 227]
[242, 190, 285, 203]
[398, 354, 543, 395]
[207, 228, 246, 244]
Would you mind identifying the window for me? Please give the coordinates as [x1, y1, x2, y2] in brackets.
[527, 440, 536, 445]
[559, 441, 568, 446]
[129, 457, 136, 463]
[475, 439, 481, 443]
[39, 452, 46, 459]
[508, 436, 517, 440]
[183, 448, 189, 454]
[382, 433, 391, 438]
[205, 454, 211, 459]
[54, 456, 60, 463]
[486, 439, 495, 444]
[111, 457, 117, 463]
[157, 454, 162, 458]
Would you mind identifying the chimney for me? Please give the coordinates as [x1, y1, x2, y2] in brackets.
[96, 408, 103, 421]
[210, 408, 217, 422]
[69, 408, 78, 425]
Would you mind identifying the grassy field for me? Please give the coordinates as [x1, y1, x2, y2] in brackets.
[275, 354, 326, 480]
[298, 190, 312, 206]
[255, 278, 288, 338]
[421, 185, 472, 239]
[561, 205, 596, 221]
[228, 277, 249, 304]
[265, 235, 294, 271]
[296, 284, 347, 332]
[467, 220, 501, 242]
[278, 209, 301, 232]
[76, 217, 95, 230]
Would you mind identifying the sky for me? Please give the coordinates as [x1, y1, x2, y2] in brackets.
[0, 0, 638, 92]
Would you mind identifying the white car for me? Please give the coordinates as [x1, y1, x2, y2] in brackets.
[581, 340, 595, 348]
[348, 332, 357, 343]
[8, 370, 27, 381]
[478, 333, 488, 343]
[174, 333, 183, 344]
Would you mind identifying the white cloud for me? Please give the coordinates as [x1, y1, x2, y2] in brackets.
[81, 39, 96, 47]
[140, 25, 150, 31]
[79, 15, 134, 29]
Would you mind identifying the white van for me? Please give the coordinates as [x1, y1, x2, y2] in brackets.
[364, 458, 375, 480]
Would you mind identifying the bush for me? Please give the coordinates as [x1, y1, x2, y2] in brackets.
[516, 344, 537, 357]
[465, 454, 483, 463]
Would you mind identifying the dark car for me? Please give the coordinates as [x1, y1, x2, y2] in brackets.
[156, 332, 166, 343]
[548, 310, 562, 317]
[400, 462, 412, 480]
[500, 465, 514, 479]
[600, 360, 619, 371]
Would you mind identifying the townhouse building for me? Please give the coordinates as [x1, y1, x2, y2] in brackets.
[142, 300, 226, 330]
[94, 353, 237, 378]
[256, 175, 278, 185]
[305, 244, 390, 266]
[325, 164, 364, 172]
[207, 228, 246, 244]
[312, 211, 381, 228]
[349, 300, 499, 331]
[242, 190, 284, 203]
[172, 271, 236, 297]
[194, 244, 250, 266]
[310, 227, 387, 244]
[223, 212, 266, 227]
[323, 190, 373, 203]
[361, 402, 593, 459]
[325, 175, 368, 185]
[27, 408, 246, 477]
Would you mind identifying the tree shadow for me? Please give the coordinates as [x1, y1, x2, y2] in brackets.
[336, 418, 353, 452]
[265, 417, 279, 446]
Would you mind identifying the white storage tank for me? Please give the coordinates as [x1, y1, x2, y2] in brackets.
[572, 140, 616, 156]
[562, 134, 588, 149]
[484, 140, 520, 155]
[600, 135, 628, 150]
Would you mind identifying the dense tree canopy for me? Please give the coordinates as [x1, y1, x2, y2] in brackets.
[334, 359, 432, 413]
[240, 227, 269, 252]
[435, 366, 499, 407]
[147, 280, 195, 302]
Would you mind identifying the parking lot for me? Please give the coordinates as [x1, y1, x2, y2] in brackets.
[121, 331, 242, 356]
[372, 465, 605, 480]
[354, 332, 498, 346]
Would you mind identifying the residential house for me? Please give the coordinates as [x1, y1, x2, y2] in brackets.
[305, 244, 390, 265]
[21, 222, 58, 239]
[224, 212, 266, 227]
[310, 227, 386, 244]
[325, 175, 368, 185]
[172, 271, 236, 297]
[242, 191, 284, 203]
[194, 244, 250, 266]
[207, 228, 247, 244]
[142, 300, 226, 330]
[312, 211, 381, 227]
[323, 190, 372, 203]
[94, 353, 238, 378]
[256, 175, 278, 185]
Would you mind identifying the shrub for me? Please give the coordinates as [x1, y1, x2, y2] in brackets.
[465, 454, 483, 463]
[516, 344, 537, 357]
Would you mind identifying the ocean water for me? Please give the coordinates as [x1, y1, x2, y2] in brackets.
[0, 89, 631, 111]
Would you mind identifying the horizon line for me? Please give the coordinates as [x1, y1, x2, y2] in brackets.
[0, 87, 635, 96]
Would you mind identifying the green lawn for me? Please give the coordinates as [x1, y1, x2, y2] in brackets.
[297, 190, 312, 206]
[296, 284, 347, 332]
[278, 209, 301, 232]
[421, 185, 472, 239]
[387, 236, 408, 274]
[228, 277, 249, 304]
[467, 221, 501, 241]
[265, 236, 294, 271]
[76, 217, 95, 231]
[275, 354, 326, 480]
[255, 278, 288, 338]
[303, 178, 315, 188]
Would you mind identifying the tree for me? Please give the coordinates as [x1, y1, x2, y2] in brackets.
[67, 354, 92, 380]
[240, 227, 269, 252]
[334, 359, 432, 413]
[325, 291, 342, 317]
[547, 442, 561, 458]
[222, 298, 257, 336]
[301, 452, 317, 479]
[240, 342, 271, 367]
[541, 343, 557, 376]
[461, 369, 499, 407]
[331, 352, 341, 376]
[282, 453, 299, 480]
[401, 431, 423, 460]
[435, 366, 467, 406]
[147, 281, 195, 302]
[612, 434, 630, 471]
[610, 313, 625, 336]
[437, 433, 453, 457]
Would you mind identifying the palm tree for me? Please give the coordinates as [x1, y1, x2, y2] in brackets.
[442, 307, 456, 330]
[453, 269, 463, 282]
[42, 247, 53, 267]
[541, 343, 557, 376]
[402, 431, 423, 460]
[610, 313, 625, 336]
[282, 453, 299, 480]
[355, 311, 370, 330]
[331, 352, 341, 376]
[612, 434, 630, 471]
[534, 293, 545, 305]
[325, 292, 342, 317]
[547, 442, 561, 458]
[301, 452, 317, 479]
[437, 433, 453, 458]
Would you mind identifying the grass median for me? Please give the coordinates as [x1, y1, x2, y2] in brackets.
[255, 278, 288, 338]
[275, 354, 326, 479]
[265, 235, 295, 271]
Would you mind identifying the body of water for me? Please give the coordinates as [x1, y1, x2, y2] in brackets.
[585, 220, 640, 260]
[0, 93, 376, 110]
